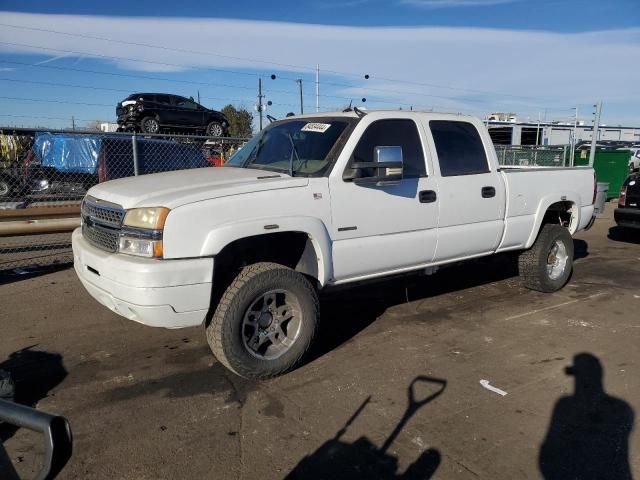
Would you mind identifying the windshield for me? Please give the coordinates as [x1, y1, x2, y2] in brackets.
[226, 118, 352, 176]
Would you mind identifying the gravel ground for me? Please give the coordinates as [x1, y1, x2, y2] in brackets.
[1, 205, 639, 479]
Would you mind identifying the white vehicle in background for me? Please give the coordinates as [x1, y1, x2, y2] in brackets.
[72, 110, 596, 379]
[627, 148, 640, 172]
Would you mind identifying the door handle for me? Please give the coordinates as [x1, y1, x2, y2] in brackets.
[419, 190, 437, 203]
[481, 186, 496, 198]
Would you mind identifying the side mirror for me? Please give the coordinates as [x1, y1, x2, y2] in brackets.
[350, 146, 404, 185]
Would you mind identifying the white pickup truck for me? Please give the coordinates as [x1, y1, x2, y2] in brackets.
[72, 110, 596, 379]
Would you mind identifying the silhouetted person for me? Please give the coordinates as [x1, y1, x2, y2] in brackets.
[539, 353, 634, 480]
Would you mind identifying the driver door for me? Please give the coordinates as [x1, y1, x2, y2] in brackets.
[330, 118, 439, 282]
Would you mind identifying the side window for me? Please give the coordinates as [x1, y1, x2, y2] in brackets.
[176, 98, 198, 110]
[351, 119, 426, 178]
[429, 121, 489, 176]
[155, 95, 171, 105]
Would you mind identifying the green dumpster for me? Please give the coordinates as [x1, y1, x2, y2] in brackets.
[574, 149, 630, 199]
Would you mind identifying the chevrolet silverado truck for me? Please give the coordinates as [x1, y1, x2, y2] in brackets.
[72, 111, 596, 379]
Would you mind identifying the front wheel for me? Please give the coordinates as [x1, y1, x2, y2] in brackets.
[518, 224, 574, 292]
[206, 262, 319, 379]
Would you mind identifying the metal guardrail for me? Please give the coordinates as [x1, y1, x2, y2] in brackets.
[0, 398, 73, 480]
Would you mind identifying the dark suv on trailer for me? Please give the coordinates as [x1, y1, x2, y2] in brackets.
[116, 93, 229, 136]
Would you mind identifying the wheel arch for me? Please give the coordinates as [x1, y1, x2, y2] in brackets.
[525, 195, 580, 249]
[203, 217, 333, 288]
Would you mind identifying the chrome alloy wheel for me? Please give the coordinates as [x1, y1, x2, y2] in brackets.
[547, 240, 569, 280]
[241, 289, 302, 360]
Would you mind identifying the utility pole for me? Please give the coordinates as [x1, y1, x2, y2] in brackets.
[296, 79, 304, 115]
[570, 106, 578, 166]
[535, 111, 541, 146]
[315, 64, 320, 112]
[71, 116, 75, 131]
[257, 78, 264, 131]
[197, 90, 200, 104]
[589, 101, 602, 168]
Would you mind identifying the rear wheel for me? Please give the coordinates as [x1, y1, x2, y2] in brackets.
[518, 224, 574, 292]
[206, 121, 224, 137]
[140, 116, 160, 134]
[206, 262, 319, 379]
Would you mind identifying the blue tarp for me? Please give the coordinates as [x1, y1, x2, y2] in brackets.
[33, 133, 101, 174]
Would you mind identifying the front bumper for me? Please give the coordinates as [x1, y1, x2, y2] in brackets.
[72, 228, 213, 328]
[614, 207, 640, 229]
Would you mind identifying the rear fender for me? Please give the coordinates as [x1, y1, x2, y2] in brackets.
[525, 193, 580, 248]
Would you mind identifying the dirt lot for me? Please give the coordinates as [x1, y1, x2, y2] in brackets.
[1, 206, 640, 479]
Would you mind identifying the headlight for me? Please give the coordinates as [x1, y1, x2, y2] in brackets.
[120, 207, 169, 258]
[123, 207, 170, 230]
[119, 237, 163, 258]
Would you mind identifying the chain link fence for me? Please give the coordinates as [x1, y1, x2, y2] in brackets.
[495, 145, 570, 167]
[1, 129, 575, 273]
[0, 128, 248, 272]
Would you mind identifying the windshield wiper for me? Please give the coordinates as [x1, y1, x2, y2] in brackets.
[286, 132, 301, 177]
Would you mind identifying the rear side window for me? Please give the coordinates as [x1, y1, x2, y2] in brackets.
[352, 119, 426, 178]
[430, 121, 489, 176]
[155, 95, 171, 105]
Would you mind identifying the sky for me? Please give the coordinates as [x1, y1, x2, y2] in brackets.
[0, 0, 638, 129]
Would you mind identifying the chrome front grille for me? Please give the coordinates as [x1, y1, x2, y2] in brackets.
[82, 223, 119, 252]
[81, 196, 125, 228]
[81, 196, 125, 252]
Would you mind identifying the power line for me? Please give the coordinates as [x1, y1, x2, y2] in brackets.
[0, 95, 112, 107]
[0, 39, 550, 109]
[0, 63, 473, 112]
[0, 77, 131, 93]
[0, 22, 554, 102]
[0, 41, 306, 83]
[0, 22, 317, 76]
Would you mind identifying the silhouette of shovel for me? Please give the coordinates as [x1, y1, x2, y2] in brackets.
[379, 375, 447, 455]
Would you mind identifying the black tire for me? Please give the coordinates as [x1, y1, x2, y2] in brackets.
[140, 116, 160, 134]
[518, 224, 574, 292]
[206, 262, 319, 380]
[0, 176, 13, 199]
[0, 369, 14, 401]
[206, 121, 224, 137]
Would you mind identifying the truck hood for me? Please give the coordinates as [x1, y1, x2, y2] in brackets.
[87, 167, 308, 209]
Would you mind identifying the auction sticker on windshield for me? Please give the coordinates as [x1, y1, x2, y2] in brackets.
[301, 123, 331, 133]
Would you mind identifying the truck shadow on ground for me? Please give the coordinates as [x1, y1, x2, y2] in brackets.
[313, 240, 588, 361]
[285, 375, 446, 480]
[0, 262, 72, 286]
[608, 226, 640, 245]
[539, 352, 634, 480]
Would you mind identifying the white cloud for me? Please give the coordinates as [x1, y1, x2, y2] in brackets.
[400, 0, 520, 8]
[0, 11, 638, 120]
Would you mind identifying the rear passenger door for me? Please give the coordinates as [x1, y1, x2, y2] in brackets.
[174, 97, 204, 128]
[428, 120, 505, 262]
